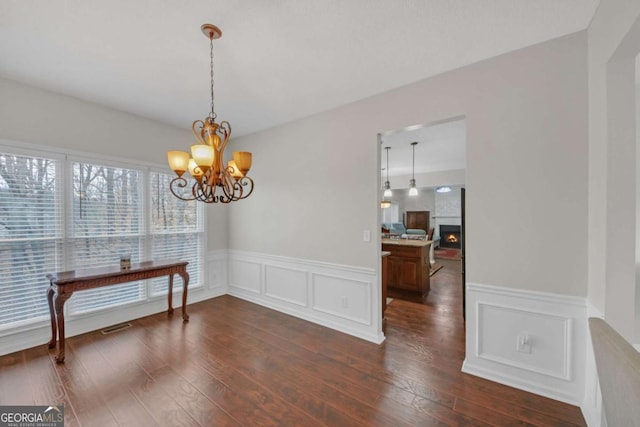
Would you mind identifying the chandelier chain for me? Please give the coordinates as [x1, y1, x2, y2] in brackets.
[209, 36, 216, 120]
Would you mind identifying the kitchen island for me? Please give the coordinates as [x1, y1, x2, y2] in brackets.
[382, 238, 432, 297]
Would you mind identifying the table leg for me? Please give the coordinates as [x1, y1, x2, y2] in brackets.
[179, 270, 190, 322]
[46, 286, 57, 349]
[167, 274, 174, 315]
[54, 293, 71, 363]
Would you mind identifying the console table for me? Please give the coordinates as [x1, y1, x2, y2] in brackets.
[46, 259, 189, 363]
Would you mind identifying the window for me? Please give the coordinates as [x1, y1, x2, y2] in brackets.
[0, 147, 204, 329]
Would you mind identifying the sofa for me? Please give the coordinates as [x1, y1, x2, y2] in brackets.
[383, 222, 426, 236]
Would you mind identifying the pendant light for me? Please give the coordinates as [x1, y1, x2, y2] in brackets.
[409, 142, 418, 196]
[167, 24, 254, 204]
[383, 147, 392, 197]
[380, 167, 391, 209]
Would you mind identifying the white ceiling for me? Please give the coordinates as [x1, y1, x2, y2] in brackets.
[0, 1, 599, 138]
[381, 118, 466, 176]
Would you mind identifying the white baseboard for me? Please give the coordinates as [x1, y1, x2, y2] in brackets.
[227, 250, 384, 344]
[463, 282, 588, 406]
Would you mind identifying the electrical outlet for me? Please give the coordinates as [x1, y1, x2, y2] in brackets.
[516, 334, 531, 354]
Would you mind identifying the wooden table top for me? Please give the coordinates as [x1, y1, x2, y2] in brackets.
[47, 259, 188, 285]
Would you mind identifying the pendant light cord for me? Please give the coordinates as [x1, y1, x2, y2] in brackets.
[412, 143, 416, 180]
[385, 147, 390, 182]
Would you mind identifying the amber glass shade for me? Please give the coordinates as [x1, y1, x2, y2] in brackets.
[191, 144, 214, 170]
[233, 151, 252, 174]
[188, 159, 204, 181]
[380, 200, 391, 209]
[167, 151, 190, 177]
[227, 160, 243, 178]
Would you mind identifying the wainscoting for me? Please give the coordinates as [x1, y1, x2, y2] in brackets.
[226, 250, 384, 344]
[463, 282, 588, 406]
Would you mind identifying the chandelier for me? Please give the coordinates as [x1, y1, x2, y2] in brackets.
[167, 24, 254, 203]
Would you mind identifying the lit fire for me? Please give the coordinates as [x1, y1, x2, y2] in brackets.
[447, 234, 458, 243]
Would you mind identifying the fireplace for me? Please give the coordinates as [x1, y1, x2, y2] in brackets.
[439, 225, 461, 249]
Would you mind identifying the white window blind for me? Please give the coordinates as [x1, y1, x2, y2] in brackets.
[0, 153, 62, 327]
[150, 172, 202, 295]
[68, 162, 145, 314]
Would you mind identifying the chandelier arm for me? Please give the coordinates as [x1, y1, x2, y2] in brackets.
[237, 176, 254, 200]
[219, 170, 238, 201]
[192, 120, 206, 145]
[217, 120, 232, 154]
[169, 177, 197, 201]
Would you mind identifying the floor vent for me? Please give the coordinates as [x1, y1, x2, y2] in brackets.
[101, 323, 132, 335]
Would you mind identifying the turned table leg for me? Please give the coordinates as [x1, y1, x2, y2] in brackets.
[46, 286, 57, 349]
[54, 293, 71, 363]
[179, 271, 190, 322]
[167, 273, 174, 315]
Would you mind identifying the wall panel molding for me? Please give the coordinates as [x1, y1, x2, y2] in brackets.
[227, 250, 383, 344]
[463, 282, 587, 406]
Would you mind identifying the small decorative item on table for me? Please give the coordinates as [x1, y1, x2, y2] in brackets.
[120, 254, 131, 270]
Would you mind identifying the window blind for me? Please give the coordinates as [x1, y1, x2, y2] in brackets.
[0, 153, 62, 327]
[68, 162, 145, 314]
[150, 172, 202, 295]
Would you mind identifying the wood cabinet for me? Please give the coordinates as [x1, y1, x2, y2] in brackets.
[405, 211, 430, 233]
[382, 239, 431, 297]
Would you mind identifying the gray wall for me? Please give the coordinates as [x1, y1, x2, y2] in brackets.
[230, 31, 589, 296]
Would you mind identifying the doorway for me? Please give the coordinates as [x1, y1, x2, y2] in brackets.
[378, 117, 466, 321]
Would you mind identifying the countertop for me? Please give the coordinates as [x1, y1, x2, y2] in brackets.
[381, 238, 432, 247]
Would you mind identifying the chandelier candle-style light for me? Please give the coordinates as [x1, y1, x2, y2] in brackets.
[167, 24, 254, 203]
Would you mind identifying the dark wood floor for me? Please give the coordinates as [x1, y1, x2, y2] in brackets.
[0, 259, 586, 426]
